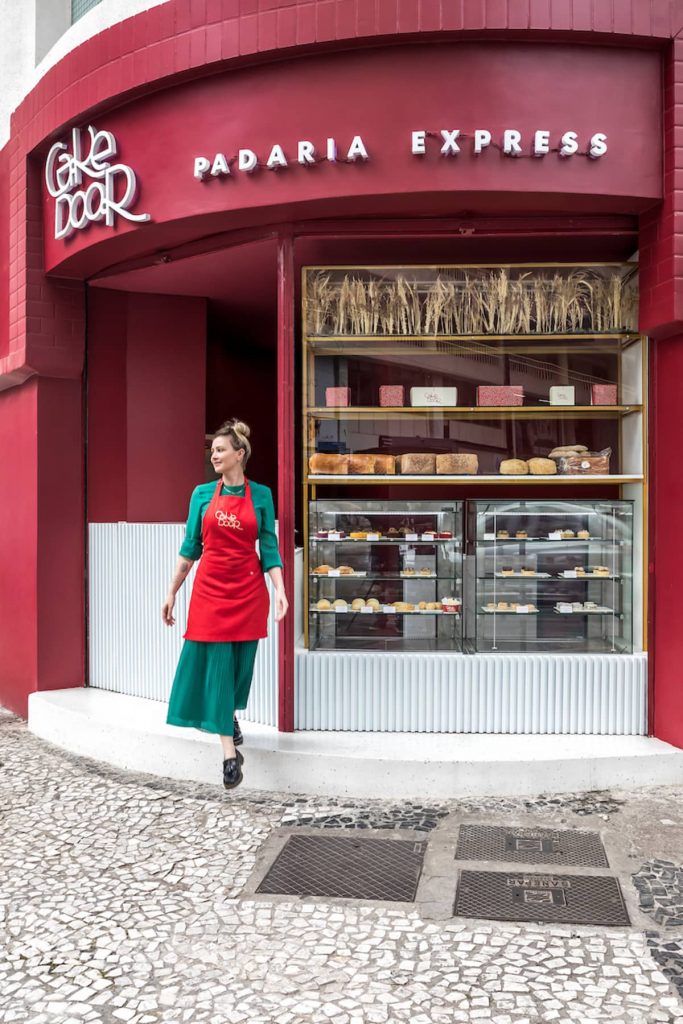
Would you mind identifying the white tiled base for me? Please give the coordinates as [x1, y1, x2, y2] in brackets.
[28, 688, 683, 799]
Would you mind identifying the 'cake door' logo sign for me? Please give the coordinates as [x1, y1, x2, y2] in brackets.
[45, 126, 151, 240]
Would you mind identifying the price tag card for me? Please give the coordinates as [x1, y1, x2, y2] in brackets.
[326, 569, 340, 577]
[548, 531, 562, 540]
[563, 570, 577, 578]
[360, 606, 373, 614]
[405, 533, 419, 542]
[334, 605, 348, 613]
[366, 533, 380, 541]
[382, 605, 396, 614]
[484, 532, 496, 541]
[328, 532, 341, 541]
[515, 606, 530, 614]
[557, 607, 573, 614]
[421, 533, 436, 541]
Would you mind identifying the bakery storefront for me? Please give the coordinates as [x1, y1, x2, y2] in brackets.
[4, 11, 682, 747]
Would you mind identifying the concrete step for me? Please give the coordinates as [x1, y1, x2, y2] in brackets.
[28, 688, 683, 800]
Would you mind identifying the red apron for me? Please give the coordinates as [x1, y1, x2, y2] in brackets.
[184, 478, 270, 642]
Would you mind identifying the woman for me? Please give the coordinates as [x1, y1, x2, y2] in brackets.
[163, 419, 288, 790]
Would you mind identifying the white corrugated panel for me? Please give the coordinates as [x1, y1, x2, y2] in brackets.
[88, 523, 279, 726]
[294, 651, 648, 734]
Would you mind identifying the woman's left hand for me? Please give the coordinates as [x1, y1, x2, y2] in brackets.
[275, 588, 289, 621]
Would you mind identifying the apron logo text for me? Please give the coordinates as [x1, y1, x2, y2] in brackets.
[215, 510, 243, 530]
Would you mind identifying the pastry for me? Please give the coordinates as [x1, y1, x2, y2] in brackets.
[497, 601, 510, 610]
[394, 602, 410, 612]
[516, 530, 528, 539]
[313, 565, 331, 575]
[332, 599, 348, 610]
[379, 385, 405, 407]
[373, 454, 396, 475]
[500, 567, 515, 576]
[350, 531, 367, 540]
[428, 601, 441, 610]
[349, 453, 377, 475]
[520, 568, 536, 576]
[366, 598, 381, 610]
[351, 599, 366, 610]
[528, 604, 537, 612]
[548, 445, 589, 457]
[577, 529, 591, 539]
[575, 566, 586, 575]
[527, 457, 557, 475]
[418, 601, 428, 610]
[338, 565, 355, 575]
[497, 529, 509, 539]
[316, 530, 329, 538]
[398, 453, 436, 475]
[325, 387, 351, 407]
[441, 597, 460, 612]
[422, 530, 437, 538]
[387, 527, 399, 536]
[499, 458, 529, 475]
[402, 568, 416, 576]
[419, 567, 433, 576]
[316, 599, 332, 610]
[511, 602, 519, 610]
[561, 530, 575, 539]
[438, 531, 452, 539]
[486, 602, 496, 610]
[436, 453, 478, 475]
[309, 453, 349, 474]
[592, 566, 610, 576]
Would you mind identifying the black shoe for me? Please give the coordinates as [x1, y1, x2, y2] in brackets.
[233, 716, 243, 747]
[222, 749, 244, 790]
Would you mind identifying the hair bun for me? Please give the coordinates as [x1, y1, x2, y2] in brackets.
[232, 420, 250, 439]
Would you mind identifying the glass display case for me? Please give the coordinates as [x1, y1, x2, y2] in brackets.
[307, 500, 463, 651]
[303, 264, 645, 486]
[469, 500, 634, 654]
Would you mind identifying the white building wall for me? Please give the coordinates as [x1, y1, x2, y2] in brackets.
[0, 0, 172, 148]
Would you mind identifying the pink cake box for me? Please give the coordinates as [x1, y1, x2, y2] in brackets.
[591, 384, 618, 406]
[477, 386, 524, 407]
[379, 385, 405, 407]
[325, 387, 351, 407]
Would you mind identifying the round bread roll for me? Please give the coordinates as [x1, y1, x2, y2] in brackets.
[316, 599, 331, 610]
[351, 598, 365, 610]
[366, 598, 381, 610]
[527, 457, 557, 475]
[332, 599, 348, 609]
[500, 459, 529, 475]
[338, 565, 354, 575]
[314, 564, 331, 575]
[549, 444, 588, 457]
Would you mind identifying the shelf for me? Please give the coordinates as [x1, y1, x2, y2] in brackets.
[480, 537, 620, 544]
[309, 537, 459, 545]
[311, 608, 460, 616]
[307, 474, 643, 485]
[310, 574, 458, 581]
[308, 405, 641, 421]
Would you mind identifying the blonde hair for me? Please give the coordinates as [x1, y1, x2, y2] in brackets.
[214, 419, 252, 465]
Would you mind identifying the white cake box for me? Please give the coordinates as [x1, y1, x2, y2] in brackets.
[410, 387, 457, 407]
[549, 386, 575, 406]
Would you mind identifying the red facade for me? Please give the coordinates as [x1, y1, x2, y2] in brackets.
[1, 0, 682, 740]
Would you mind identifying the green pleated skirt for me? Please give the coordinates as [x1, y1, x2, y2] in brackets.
[166, 639, 259, 735]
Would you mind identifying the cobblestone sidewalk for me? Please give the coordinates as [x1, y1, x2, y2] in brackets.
[2, 707, 683, 1023]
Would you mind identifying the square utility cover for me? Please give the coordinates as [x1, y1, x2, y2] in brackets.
[456, 824, 609, 867]
[454, 870, 629, 926]
[256, 834, 426, 902]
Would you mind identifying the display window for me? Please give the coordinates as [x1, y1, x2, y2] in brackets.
[302, 263, 646, 654]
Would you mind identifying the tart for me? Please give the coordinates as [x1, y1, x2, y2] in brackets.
[350, 531, 367, 540]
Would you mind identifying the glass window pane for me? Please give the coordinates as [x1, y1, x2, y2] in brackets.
[71, 0, 104, 24]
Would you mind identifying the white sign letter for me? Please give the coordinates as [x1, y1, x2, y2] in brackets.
[210, 154, 230, 177]
[589, 132, 608, 158]
[559, 131, 579, 157]
[533, 130, 550, 156]
[298, 141, 316, 164]
[238, 149, 258, 172]
[503, 130, 522, 156]
[194, 157, 210, 179]
[346, 136, 369, 162]
[266, 144, 288, 169]
[412, 130, 426, 155]
[473, 130, 491, 154]
[326, 138, 337, 162]
[440, 129, 461, 156]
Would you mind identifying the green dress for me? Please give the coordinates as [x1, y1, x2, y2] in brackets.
[166, 480, 282, 736]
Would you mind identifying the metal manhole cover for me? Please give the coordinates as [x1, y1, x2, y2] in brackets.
[256, 834, 426, 902]
[454, 870, 630, 926]
[456, 824, 609, 867]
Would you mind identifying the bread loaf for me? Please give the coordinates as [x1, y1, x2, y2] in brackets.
[373, 454, 396, 475]
[398, 453, 436, 475]
[548, 445, 588, 457]
[436, 453, 478, 475]
[349, 453, 377, 475]
[309, 453, 349, 474]
[527, 457, 557, 475]
[499, 459, 529, 475]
